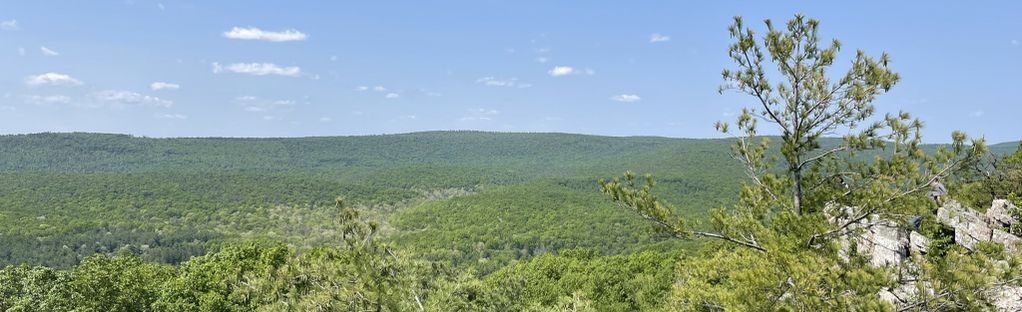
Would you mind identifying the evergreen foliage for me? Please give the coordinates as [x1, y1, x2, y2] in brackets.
[601, 15, 1015, 310]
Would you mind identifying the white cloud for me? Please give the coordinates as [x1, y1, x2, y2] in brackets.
[970, 110, 985, 117]
[25, 73, 83, 86]
[420, 88, 443, 97]
[237, 96, 295, 113]
[155, 113, 187, 119]
[212, 62, 301, 77]
[330, 55, 338, 61]
[23, 95, 72, 105]
[476, 77, 520, 87]
[536, 57, 549, 63]
[91, 90, 173, 108]
[1013, 39, 1019, 46]
[356, 86, 399, 98]
[1, 19, 18, 31]
[548, 66, 594, 77]
[609, 94, 641, 103]
[157, 3, 165, 10]
[355, 85, 391, 93]
[40, 46, 60, 56]
[319, 116, 332, 122]
[223, 27, 307, 42]
[17, 47, 25, 56]
[548, 66, 575, 77]
[650, 33, 671, 43]
[150, 82, 180, 91]
[461, 108, 499, 121]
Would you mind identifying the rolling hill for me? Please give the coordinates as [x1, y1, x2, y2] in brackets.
[0, 131, 1015, 270]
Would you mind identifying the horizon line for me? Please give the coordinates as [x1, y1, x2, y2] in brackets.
[2, 130, 1018, 146]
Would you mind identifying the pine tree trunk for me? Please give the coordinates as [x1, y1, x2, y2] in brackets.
[793, 168, 803, 215]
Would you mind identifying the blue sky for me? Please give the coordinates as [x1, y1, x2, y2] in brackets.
[1, 1, 1020, 143]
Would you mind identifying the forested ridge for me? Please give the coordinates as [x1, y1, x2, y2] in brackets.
[0, 131, 755, 268]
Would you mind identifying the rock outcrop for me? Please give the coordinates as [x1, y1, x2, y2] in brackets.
[836, 199, 1021, 311]
[937, 200, 1020, 253]
[988, 199, 1018, 227]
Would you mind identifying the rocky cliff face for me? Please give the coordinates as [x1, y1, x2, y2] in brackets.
[838, 199, 1021, 310]
[938, 200, 1021, 253]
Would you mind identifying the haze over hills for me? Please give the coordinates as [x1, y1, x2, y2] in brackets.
[3, 131, 1017, 172]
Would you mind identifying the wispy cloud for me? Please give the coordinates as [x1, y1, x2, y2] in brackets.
[548, 66, 594, 77]
[356, 85, 399, 98]
[212, 62, 301, 77]
[1013, 39, 1019, 46]
[40, 46, 59, 56]
[155, 113, 187, 119]
[90, 90, 173, 108]
[1, 19, 18, 31]
[609, 94, 641, 103]
[223, 27, 307, 42]
[23, 95, 72, 105]
[419, 88, 443, 97]
[476, 77, 525, 88]
[25, 73, 83, 86]
[357, 86, 389, 91]
[548, 66, 575, 77]
[319, 116, 332, 122]
[649, 33, 670, 43]
[150, 82, 180, 91]
[970, 110, 985, 117]
[236, 96, 295, 113]
[461, 108, 499, 121]
[17, 47, 25, 56]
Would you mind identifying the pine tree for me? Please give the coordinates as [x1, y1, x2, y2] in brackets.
[600, 15, 1001, 310]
